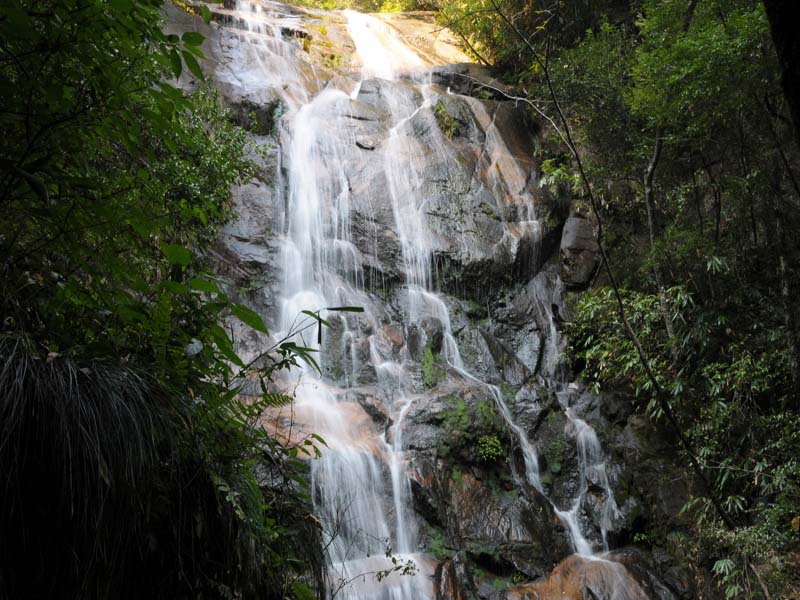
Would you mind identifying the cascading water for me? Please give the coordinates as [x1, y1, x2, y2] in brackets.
[215, 1, 631, 596]
[234, 7, 443, 598]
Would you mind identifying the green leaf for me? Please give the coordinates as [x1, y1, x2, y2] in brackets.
[160, 280, 187, 294]
[209, 324, 244, 367]
[157, 82, 183, 101]
[182, 31, 205, 46]
[301, 310, 331, 327]
[169, 48, 182, 79]
[109, 0, 133, 11]
[326, 306, 364, 313]
[280, 342, 320, 372]
[200, 5, 212, 25]
[231, 303, 269, 334]
[189, 277, 221, 294]
[162, 244, 191, 267]
[181, 50, 204, 79]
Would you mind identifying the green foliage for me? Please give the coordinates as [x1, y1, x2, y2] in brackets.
[477, 434, 504, 462]
[511, 571, 527, 584]
[544, 430, 566, 475]
[452, 464, 463, 485]
[445, 398, 471, 429]
[539, 155, 582, 199]
[427, 526, 452, 560]
[289, 0, 380, 10]
[434, 100, 460, 139]
[437, 396, 510, 472]
[712, 558, 743, 599]
[286, 0, 435, 12]
[379, 0, 418, 12]
[422, 344, 446, 387]
[0, 1, 324, 598]
[570, 282, 800, 593]
[438, 0, 627, 71]
[492, 577, 510, 590]
[629, 0, 773, 139]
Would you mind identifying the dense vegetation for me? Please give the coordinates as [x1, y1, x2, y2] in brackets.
[289, 0, 438, 13]
[0, 1, 323, 598]
[3, 0, 799, 598]
[439, 0, 800, 596]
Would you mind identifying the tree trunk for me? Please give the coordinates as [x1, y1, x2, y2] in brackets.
[767, 163, 800, 403]
[763, 0, 800, 147]
[643, 131, 677, 358]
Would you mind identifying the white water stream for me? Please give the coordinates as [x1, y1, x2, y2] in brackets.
[223, 3, 623, 597]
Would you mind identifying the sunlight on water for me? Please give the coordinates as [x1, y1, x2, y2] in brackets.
[345, 10, 427, 80]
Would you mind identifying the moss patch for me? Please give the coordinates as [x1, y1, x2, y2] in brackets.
[434, 100, 461, 139]
[422, 345, 445, 388]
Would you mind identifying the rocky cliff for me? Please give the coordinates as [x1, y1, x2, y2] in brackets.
[166, 2, 705, 598]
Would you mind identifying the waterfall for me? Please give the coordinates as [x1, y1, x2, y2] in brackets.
[343, 8, 620, 564]
[218, 2, 624, 596]
[253, 7, 442, 598]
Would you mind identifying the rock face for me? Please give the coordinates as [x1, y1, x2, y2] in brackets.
[167, 2, 699, 599]
[560, 216, 600, 288]
[499, 552, 675, 600]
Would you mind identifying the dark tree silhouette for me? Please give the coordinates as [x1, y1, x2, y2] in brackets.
[763, 0, 800, 145]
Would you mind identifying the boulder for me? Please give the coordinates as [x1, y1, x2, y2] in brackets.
[498, 551, 675, 600]
[560, 217, 600, 288]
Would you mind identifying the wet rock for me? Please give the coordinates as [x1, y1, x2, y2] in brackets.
[498, 552, 675, 600]
[403, 391, 463, 451]
[431, 63, 506, 99]
[355, 135, 379, 150]
[610, 415, 694, 539]
[338, 337, 377, 386]
[409, 445, 572, 582]
[222, 182, 277, 242]
[560, 216, 600, 289]
[228, 97, 284, 136]
[176, 4, 699, 596]
[434, 552, 479, 600]
[420, 317, 445, 353]
[600, 390, 636, 426]
[536, 410, 579, 504]
[406, 325, 424, 362]
[456, 326, 501, 383]
[406, 317, 444, 361]
[410, 476, 441, 528]
[612, 548, 680, 600]
[381, 323, 405, 352]
[403, 422, 443, 452]
[479, 330, 530, 386]
[649, 546, 693, 599]
[510, 382, 552, 432]
[343, 390, 391, 430]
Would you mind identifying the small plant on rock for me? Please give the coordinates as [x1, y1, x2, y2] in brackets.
[477, 434, 504, 462]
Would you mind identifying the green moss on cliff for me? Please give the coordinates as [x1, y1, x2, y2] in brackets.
[422, 345, 446, 388]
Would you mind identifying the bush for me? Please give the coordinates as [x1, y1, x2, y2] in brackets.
[477, 434, 504, 462]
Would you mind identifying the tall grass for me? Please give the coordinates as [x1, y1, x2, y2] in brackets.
[0, 337, 324, 599]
